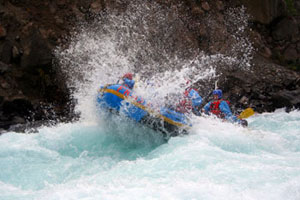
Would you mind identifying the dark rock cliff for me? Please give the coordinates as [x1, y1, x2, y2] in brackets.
[0, 0, 299, 132]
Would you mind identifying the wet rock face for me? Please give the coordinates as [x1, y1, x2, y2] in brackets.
[235, 0, 299, 68]
[272, 88, 300, 109]
[0, 40, 13, 64]
[269, 16, 300, 68]
[0, 61, 10, 74]
[0, 25, 7, 39]
[240, 0, 287, 24]
[0, 98, 33, 130]
[272, 17, 299, 41]
[0, 0, 76, 132]
[219, 56, 300, 113]
[20, 29, 52, 69]
[3, 98, 33, 117]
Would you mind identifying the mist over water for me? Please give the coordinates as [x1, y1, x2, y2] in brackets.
[1, 1, 299, 200]
[55, 0, 253, 118]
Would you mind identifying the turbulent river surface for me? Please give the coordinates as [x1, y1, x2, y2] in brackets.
[0, 109, 300, 200]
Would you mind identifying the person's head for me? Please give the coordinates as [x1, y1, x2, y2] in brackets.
[122, 73, 133, 80]
[212, 89, 222, 100]
[122, 73, 135, 89]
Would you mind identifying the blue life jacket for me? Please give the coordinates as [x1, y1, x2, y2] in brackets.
[187, 89, 202, 107]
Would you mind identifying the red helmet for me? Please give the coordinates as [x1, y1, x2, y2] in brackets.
[123, 73, 133, 80]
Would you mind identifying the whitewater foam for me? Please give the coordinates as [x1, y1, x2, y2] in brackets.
[0, 110, 299, 200]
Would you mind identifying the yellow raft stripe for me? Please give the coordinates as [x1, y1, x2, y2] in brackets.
[99, 88, 186, 127]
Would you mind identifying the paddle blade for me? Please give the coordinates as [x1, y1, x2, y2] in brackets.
[238, 108, 255, 119]
[133, 74, 140, 89]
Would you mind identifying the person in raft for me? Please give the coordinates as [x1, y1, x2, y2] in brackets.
[121, 73, 135, 89]
[203, 89, 247, 126]
[176, 81, 203, 116]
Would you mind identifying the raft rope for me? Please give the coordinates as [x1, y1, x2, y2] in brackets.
[99, 88, 189, 128]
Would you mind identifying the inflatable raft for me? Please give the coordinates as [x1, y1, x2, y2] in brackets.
[96, 84, 191, 137]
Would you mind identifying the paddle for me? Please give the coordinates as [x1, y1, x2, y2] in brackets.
[238, 108, 255, 119]
[134, 73, 140, 89]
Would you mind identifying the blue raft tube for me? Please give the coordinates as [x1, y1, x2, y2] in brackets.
[96, 84, 191, 138]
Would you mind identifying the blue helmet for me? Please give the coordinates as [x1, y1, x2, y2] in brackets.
[123, 78, 135, 89]
[213, 89, 222, 99]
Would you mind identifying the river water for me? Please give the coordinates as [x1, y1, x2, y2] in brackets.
[0, 109, 299, 200]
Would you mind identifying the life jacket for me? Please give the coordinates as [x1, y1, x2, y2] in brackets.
[176, 98, 192, 113]
[176, 88, 195, 113]
[210, 99, 230, 118]
[183, 88, 192, 97]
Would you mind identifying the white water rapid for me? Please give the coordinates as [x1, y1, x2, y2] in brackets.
[1, 2, 299, 200]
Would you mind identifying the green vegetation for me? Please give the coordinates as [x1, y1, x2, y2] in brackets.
[285, 0, 298, 15]
[288, 64, 300, 71]
[273, 50, 300, 72]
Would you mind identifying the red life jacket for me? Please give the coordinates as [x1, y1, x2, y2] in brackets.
[176, 98, 192, 113]
[183, 88, 191, 97]
[176, 88, 196, 113]
[210, 99, 230, 118]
